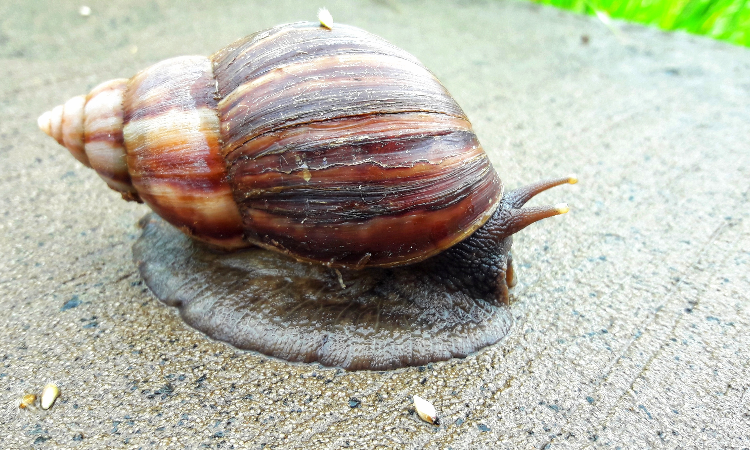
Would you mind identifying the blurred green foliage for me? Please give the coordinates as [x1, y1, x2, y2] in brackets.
[530, 0, 750, 46]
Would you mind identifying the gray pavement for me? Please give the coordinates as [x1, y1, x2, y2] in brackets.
[1, 0, 748, 448]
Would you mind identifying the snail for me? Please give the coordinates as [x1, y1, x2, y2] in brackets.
[38, 21, 575, 370]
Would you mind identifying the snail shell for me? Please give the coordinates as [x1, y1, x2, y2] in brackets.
[39, 22, 502, 268]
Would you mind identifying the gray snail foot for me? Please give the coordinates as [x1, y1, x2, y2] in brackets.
[133, 213, 513, 371]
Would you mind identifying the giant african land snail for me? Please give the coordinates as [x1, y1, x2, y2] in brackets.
[38, 21, 575, 369]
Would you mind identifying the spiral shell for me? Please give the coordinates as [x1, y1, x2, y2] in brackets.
[39, 22, 502, 268]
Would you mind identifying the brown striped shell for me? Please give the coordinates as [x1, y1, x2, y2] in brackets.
[38, 22, 502, 268]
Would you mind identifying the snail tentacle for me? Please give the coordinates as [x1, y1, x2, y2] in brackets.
[503, 176, 577, 209]
[490, 203, 569, 240]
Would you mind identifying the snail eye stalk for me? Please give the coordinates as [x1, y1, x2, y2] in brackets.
[500, 203, 569, 237]
[504, 176, 577, 209]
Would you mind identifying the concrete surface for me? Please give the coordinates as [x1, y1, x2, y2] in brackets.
[1, 0, 749, 448]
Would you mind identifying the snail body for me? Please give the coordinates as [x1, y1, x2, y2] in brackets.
[40, 22, 574, 368]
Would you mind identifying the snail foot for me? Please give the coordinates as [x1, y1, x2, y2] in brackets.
[133, 213, 514, 371]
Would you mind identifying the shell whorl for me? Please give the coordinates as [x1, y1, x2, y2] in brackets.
[39, 59, 247, 249]
[122, 56, 246, 249]
[39, 22, 503, 267]
[39, 79, 139, 200]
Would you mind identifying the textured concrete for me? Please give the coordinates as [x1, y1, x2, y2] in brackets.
[1, 0, 749, 448]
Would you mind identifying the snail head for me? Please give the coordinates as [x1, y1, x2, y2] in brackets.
[427, 176, 577, 304]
